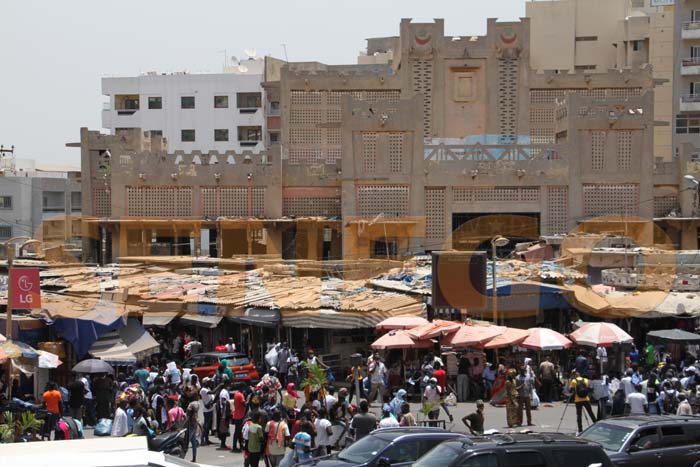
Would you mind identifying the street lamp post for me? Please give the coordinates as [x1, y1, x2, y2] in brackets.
[684, 174, 699, 217]
[491, 236, 509, 325]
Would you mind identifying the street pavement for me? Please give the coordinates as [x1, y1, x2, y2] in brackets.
[191, 399, 592, 466]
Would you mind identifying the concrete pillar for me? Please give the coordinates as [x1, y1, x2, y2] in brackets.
[266, 228, 282, 256]
[194, 224, 201, 257]
[118, 226, 128, 259]
[307, 225, 319, 260]
[682, 221, 699, 250]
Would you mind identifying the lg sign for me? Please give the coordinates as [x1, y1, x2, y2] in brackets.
[10, 268, 41, 309]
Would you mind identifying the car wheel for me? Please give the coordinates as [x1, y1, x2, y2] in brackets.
[170, 446, 184, 458]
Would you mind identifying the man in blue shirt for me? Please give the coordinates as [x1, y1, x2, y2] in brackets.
[575, 350, 589, 378]
[293, 429, 312, 464]
[133, 362, 149, 390]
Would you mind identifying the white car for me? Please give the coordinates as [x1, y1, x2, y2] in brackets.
[0, 436, 217, 467]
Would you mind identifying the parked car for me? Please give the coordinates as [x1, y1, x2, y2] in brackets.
[413, 432, 613, 467]
[181, 352, 259, 383]
[579, 415, 700, 467]
[290, 427, 465, 467]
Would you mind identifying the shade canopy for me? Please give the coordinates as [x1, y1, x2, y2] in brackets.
[406, 320, 462, 340]
[520, 328, 572, 351]
[37, 350, 62, 369]
[0, 340, 38, 362]
[179, 314, 223, 329]
[142, 312, 178, 327]
[89, 318, 160, 364]
[72, 358, 114, 374]
[483, 328, 529, 349]
[647, 328, 700, 344]
[443, 324, 505, 348]
[375, 316, 429, 331]
[371, 330, 434, 350]
[569, 322, 633, 347]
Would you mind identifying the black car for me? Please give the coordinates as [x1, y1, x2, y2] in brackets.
[579, 415, 700, 467]
[301, 427, 465, 467]
[413, 432, 613, 467]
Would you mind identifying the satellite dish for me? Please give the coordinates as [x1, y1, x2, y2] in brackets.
[238, 65, 249, 73]
[244, 48, 257, 59]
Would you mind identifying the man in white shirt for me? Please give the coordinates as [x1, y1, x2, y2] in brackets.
[621, 369, 634, 397]
[367, 356, 387, 405]
[200, 379, 215, 445]
[626, 384, 648, 415]
[111, 400, 129, 437]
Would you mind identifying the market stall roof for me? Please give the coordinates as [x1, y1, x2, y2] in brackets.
[229, 308, 280, 327]
[179, 314, 223, 328]
[371, 330, 434, 350]
[142, 311, 179, 327]
[88, 319, 159, 364]
[282, 304, 426, 329]
[375, 316, 429, 331]
[647, 328, 700, 344]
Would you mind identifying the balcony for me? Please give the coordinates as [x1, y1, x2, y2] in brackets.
[682, 57, 700, 75]
[681, 94, 700, 112]
[682, 21, 700, 40]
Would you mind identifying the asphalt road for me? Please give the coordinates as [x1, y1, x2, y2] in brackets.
[190, 399, 591, 466]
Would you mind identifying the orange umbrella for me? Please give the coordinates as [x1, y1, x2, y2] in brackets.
[443, 324, 505, 348]
[406, 319, 462, 340]
[375, 316, 429, 331]
[483, 327, 529, 349]
[371, 330, 434, 350]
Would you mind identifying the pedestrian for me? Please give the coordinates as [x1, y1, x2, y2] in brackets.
[349, 400, 377, 441]
[575, 350, 589, 378]
[505, 370, 519, 428]
[432, 362, 447, 392]
[314, 407, 333, 456]
[482, 362, 496, 401]
[216, 381, 231, 449]
[293, 422, 313, 464]
[111, 400, 129, 437]
[539, 357, 555, 403]
[677, 393, 693, 415]
[134, 362, 149, 390]
[367, 354, 387, 406]
[186, 396, 201, 463]
[277, 343, 291, 387]
[457, 354, 471, 402]
[93, 373, 112, 421]
[462, 399, 485, 435]
[67, 377, 86, 421]
[658, 381, 679, 414]
[621, 369, 634, 398]
[626, 384, 648, 415]
[42, 382, 62, 440]
[516, 367, 534, 427]
[265, 409, 289, 467]
[398, 402, 416, 426]
[246, 410, 265, 467]
[199, 378, 215, 445]
[569, 369, 597, 435]
[595, 375, 610, 420]
[80, 375, 96, 427]
[231, 382, 247, 452]
[166, 397, 185, 430]
[389, 389, 407, 418]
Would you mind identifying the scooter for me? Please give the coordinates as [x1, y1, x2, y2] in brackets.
[147, 427, 188, 458]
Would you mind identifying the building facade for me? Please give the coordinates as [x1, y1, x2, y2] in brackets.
[101, 59, 265, 154]
[80, 17, 699, 263]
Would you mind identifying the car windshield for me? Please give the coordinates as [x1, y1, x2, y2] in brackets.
[225, 356, 250, 366]
[580, 423, 634, 452]
[336, 435, 391, 464]
[413, 441, 463, 467]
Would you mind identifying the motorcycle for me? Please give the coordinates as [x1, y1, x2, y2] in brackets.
[147, 427, 188, 458]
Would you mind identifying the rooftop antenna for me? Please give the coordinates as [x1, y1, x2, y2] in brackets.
[281, 43, 289, 62]
[218, 49, 228, 70]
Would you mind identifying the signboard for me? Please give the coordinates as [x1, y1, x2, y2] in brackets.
[650, 0, 674, 6]
[432, 251, 487, 310]
[10, 268, 41, 309]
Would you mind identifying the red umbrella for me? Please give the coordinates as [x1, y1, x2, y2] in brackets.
[371, 330, 434, 350]
[520, 328, 572, 351]
[406, 319, 462, 340]
[569, 322, 633, 347]
[375, 316, 429, 331]
[443, 324, 505, 348]
[483, 328, 529, 349]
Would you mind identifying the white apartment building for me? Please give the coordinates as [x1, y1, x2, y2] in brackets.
[674, 0, 700, 154]
[101, 58, 266, 153]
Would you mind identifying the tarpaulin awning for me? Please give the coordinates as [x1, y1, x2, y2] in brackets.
[179, 314, 223, 328]
[646, 328, 700, 344]
[89, 318, 159, 364]
[52, 316, 124, 359]
[282, 304, 427, 329]
[229, 308, 280, 327]
[142, 312, 178, 327]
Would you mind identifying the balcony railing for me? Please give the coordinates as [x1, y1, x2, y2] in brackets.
[683, 21, 700, 31]
[424, 142, 564, 162]
[681, 94, 700, 103]
[682, 57, 700, 67]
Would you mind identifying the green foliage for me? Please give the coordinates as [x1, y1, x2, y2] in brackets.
[420, 401, 440, 417]
[0, 411, 43, 443]
[0, 411, 15, 443]
[18, 412, 43, 439]
[301, 362, 328, 393]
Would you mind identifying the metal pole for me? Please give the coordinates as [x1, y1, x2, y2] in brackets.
[4, 245, 13, 396]
[492, 242, 497, 325]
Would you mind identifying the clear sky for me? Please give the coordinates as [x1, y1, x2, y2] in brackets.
[0, 0, 525, 165]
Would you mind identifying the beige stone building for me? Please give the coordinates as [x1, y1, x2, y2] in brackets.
[78, 17, 698, 263]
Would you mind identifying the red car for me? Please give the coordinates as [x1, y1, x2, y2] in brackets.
[181, 352, 260, 383]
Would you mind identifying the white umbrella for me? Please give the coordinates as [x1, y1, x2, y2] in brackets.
[570, 322, 633, 348]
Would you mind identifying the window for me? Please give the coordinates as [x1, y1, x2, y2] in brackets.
[214, 129, 229, 142]
[459, 454, 498, 467]
[692, 46, 700, 59]
[148, 130, 163, 137]
[630, 427, 660, 450]
[181, 96, 195, 109]
[114, 94, 139, 113]
[575, 36, 598, 41]
[0, 226, 11, 239]
[575, 65, 597, 71]
[632, 40, 643, 52]
[238, 126, 262, 145]
[147, 96, 162, 109]
[269, 100, 280, 115]
[372, 239, 398, 259]
[269, 132, 280, 144]
[382, 441, 418, 464]
[43, 191, 65, 211]
[551, 449, 609, 467]
[237, 92, 262, 112]
[504, 451, 546, 467]
[181, 129, 195, 142]
[676, 113, 700, 134]
[693, 10, 700, 22]
[0, 196, 12, 209]
[71, 192, 81, 211]
[454, 73, 475, 101]
[660, 425, 688, 448]
[214, 95, 229, 108]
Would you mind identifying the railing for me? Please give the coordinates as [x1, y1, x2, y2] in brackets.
[424, 142, 564, 162]
[683, 21, 700, 31]
[682, 57, 700, 67]
[681, 94, 700, 103]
